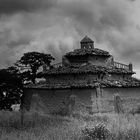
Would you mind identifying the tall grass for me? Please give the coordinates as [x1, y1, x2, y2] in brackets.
[0, 111, 82, 140]
[0, 111, 140, 140]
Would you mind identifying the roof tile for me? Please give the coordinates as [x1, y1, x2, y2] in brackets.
[80, 36, 94, 43]
[65, 48, 110, 57]
[42, 64, 134, 75]
[24, 78, 140, 89]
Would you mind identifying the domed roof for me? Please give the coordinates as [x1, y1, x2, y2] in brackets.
[80, 36, 94, 43]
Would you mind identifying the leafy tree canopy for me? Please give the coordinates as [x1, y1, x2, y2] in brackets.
[16, 52, 55, 84]
[0, 67, 23, 110]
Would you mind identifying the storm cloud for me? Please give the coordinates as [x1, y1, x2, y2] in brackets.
[0, 0, 140, 77]
[0, 0, 57, 14]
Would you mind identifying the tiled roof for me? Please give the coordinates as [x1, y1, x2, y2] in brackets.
[65, 48, 110, 57]
[41, 64, 134, 75]
[80, 36, 94, 43]
[100, 78, 140, 87]
[24, 78, 140, 89]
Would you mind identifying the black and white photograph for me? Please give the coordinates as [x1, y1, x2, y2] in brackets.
[0, 0, 140, 139]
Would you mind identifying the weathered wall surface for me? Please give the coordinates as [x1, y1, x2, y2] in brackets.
[23, 88, 94, 114]
[109, 74, 131, 81]
[102, 87, 140, 112]
[67, 55, 108, 66]
[45, 74, 99, 85]
[103, 87, 140, 99]
[23, 87, 140, 114]
[88, 56, 108, 66]
[109, 74, 123, 81]
[68, 56, 88, 64]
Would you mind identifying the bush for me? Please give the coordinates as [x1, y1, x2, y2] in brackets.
[82, 123, 111, 140]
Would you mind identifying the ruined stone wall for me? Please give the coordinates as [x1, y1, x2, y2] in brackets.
[124, 74, 132, 79]
[109, 74, 124, 81]
[88, 56, 108, 66]
[23, 88, 94, 114]
[109, 74, 132, 81]
[102, 87, 140, 112]
[103, 87, 140, 99]
[23, 87, 140, 114]
[68, 56, 88, 64]
[66, 55, 109, 66]
[45, 74, 99, 85]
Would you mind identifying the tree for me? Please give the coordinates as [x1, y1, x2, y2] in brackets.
[16, 52, 55, 84]
[0, 67, 23, 110]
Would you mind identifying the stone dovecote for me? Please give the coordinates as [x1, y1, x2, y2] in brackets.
[23, 36, 140, 114]
[34, 36, 140, 89]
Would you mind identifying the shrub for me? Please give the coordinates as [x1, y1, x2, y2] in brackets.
[82, 123, 111, 140]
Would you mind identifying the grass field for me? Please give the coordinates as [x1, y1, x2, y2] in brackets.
[0, 111, 140, 140]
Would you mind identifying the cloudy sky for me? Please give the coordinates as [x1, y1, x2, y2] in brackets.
[0, 0, 140, 77]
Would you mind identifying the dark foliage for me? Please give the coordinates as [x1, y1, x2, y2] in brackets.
[82, 123, 111, 140]
[0, 67, 23, 110]
[16, 52, 55, 84]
